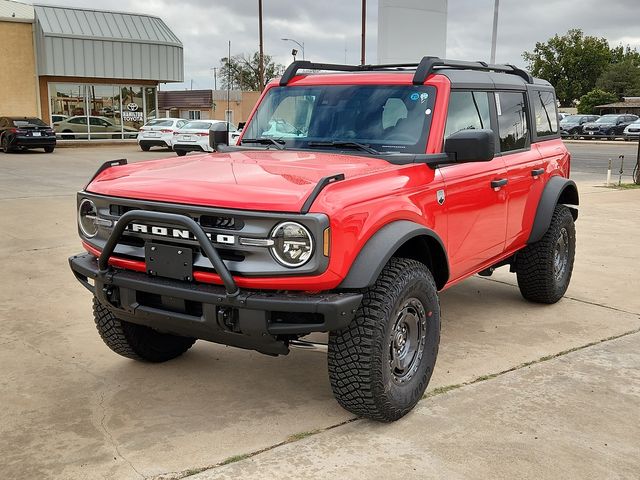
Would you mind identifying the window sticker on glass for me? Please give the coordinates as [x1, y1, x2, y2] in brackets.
[410, 93, 420, 101]
[495, 93, 502, 116]
[420, 93, 429, 103]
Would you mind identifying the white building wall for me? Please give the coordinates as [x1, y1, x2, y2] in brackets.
[377, 0, 447, 64]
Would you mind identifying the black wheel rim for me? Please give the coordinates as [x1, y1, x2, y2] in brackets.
[389, 298, 428, 384]
[554, 227, 569, 281]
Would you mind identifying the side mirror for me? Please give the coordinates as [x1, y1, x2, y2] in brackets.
[444, 129, 495, 163]
[209, 122, 228, 151]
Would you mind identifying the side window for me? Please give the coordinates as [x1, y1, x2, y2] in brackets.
[532, 90, 558, 137]
[495, 92, 528, 152]
[382, 98, 408, 129]
[444, 91, 491, 138]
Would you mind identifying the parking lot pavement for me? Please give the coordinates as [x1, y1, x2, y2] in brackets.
[191, 331, 640, 480]
[1, 145, 639, 479]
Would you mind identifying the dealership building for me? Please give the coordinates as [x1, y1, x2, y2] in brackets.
[0, 0, 183, 139]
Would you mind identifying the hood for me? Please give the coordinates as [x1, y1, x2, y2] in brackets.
[87, 150, 400, 212]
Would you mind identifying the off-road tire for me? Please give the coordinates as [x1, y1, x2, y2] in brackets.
[93, 297, 196, 362]
[516, 205, 576, 304]
[328, 258, 440, 422]
[140, 144, 151, 151]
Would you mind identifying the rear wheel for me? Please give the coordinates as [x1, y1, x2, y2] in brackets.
[140, 144, 151, 151]
[44, 146, 55, 153]
[516, 205, 576, 304]
[93, 297, 196, 362]
[328, 258, 440, 422]
[176, 149, 187, 156]
[62, 130, 75, 140]
[1, 136, 11, 153]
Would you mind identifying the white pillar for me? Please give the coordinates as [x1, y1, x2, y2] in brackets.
[377, 0, 447, 64]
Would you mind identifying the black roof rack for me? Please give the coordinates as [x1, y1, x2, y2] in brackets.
[279, 57, 533, 86]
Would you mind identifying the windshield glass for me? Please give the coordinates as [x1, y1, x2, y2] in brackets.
[595, 115, 619, 123]
[560, 115, 581, 124]
[183, 121, 213, 130]
[242, 85, 437, 154]
[145, 119, 174, 127]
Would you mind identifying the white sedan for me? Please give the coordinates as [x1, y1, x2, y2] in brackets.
[171, 120, 239, 156]
[137, 118, 188, 151]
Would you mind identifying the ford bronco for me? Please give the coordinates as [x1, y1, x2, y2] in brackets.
[69, 57, 578, 422]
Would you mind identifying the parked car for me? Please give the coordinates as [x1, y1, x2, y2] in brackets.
[559, 114, 599, 139]
[623, 118, 640, 141]
[137, 118, 188, 151]
[70, 57, 578, 422]
[171, 120, 239, 156]
[582, 114, 639, 139]
[0, 116, 56, 153]
[53, 116, 138, 139]
[51, 114, 69, 124]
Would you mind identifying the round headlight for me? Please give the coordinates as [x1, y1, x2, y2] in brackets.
[270, 222, 314, 267]
[78, 199, 98, 238]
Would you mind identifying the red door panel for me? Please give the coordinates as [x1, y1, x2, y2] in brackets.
[439, 157, 508, 281]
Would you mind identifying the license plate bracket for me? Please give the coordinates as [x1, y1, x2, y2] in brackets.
[145, 243, 193, 281]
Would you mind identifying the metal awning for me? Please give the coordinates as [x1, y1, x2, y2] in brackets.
[33, 4, 183, 82]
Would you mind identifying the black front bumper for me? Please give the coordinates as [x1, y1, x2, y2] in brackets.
[70, 253, 362, 355]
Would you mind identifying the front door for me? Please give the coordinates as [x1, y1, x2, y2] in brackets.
[439, 91, 508, 281]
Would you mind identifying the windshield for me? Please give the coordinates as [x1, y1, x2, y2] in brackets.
[560, 115, 581, 124]
[145, 119, 174, 127]
[183, 121, 213, 130]
[596, 115, 619, 123]
[242, 85, 437, 154]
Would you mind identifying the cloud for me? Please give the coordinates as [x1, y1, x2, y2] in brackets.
[33, 0, 640, 90]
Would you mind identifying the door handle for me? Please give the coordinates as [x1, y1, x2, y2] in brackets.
[491, 178, 508, 189]
[531, 168, 545, 177]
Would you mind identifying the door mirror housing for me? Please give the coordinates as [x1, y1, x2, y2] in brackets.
[444, 129, 495, 163]
[209, 122, 228, 151]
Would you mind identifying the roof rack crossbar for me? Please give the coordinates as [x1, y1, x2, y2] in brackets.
[279, 57, 534, 86]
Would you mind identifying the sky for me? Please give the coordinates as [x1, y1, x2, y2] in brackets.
[34, 0, 640, 91]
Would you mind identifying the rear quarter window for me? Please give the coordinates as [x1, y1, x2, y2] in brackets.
[496, 92, 528, 151]
[532, 90, 558, 137]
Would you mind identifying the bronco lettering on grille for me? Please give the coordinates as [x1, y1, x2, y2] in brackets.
[127, 223, 236, 245]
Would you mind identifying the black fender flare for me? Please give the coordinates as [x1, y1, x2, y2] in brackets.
[338, 220, 449, 290]
[528, 176, 579, 244]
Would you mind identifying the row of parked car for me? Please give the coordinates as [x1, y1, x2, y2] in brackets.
[560, 113, 640, 140]
[137, 118, 242, 156]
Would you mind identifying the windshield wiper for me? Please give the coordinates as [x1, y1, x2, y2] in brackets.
[307, 141, 379, 154]
[240, 138, 285, 150]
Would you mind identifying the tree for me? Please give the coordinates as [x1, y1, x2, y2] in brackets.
[523, 29, 612, 106]
[219, 52, 285, 91]
[596, 60, 640, 99]
[576, 89, 617, 114]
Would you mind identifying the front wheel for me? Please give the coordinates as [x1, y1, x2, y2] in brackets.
[516, 205, 576, 304]
[1, 136, 11, 153]
[140, 144, 151, 151]
[328, 258, 440, 422]
[93, 298, 196, 362]
[44, 146, 55, 153]
[175, 149, 187, 156]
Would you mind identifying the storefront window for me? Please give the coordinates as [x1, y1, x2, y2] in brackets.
[145, 87, 157, 122]
[50, 83, 88, 139]
[49, 83, 156, 140]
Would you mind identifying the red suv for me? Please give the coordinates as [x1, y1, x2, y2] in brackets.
[69, 58, 578, 422]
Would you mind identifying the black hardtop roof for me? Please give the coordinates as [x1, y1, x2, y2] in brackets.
[279, 57, 552, 90]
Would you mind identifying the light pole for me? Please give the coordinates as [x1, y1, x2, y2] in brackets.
[210, 67, 217, 90]
[281, 38, 305, 60]
[490, 0, 499, 64]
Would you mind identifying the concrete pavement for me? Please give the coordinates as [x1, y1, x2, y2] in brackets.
[1, 145, 639, 479]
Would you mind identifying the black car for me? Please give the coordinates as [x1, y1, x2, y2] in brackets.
[0, 116, 56, 153]
[582, 114, 639, 140]
[559, 114, 599, 139]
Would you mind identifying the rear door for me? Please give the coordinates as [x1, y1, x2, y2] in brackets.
[439, 90, 509, 280]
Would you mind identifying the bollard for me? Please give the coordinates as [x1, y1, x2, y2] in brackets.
[606, 158, 612, 186]
[618, 155, 624, 187]
[635, 136, 640, 185]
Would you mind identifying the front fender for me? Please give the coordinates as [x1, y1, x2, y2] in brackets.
[338, 220, 449, 290]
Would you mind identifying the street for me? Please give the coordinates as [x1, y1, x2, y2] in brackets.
[566, 140, 640, 183]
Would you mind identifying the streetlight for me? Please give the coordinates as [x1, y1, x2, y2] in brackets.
[281, 38, 305, 60]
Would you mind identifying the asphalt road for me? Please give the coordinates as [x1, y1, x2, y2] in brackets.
[566, 140, 640, 183]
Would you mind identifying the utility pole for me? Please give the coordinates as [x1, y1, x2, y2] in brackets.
[258, 0, 265, 89]
[227, 41, 231, 123]
[490, 0, 499, 64]
[360, 0, 366, 65]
